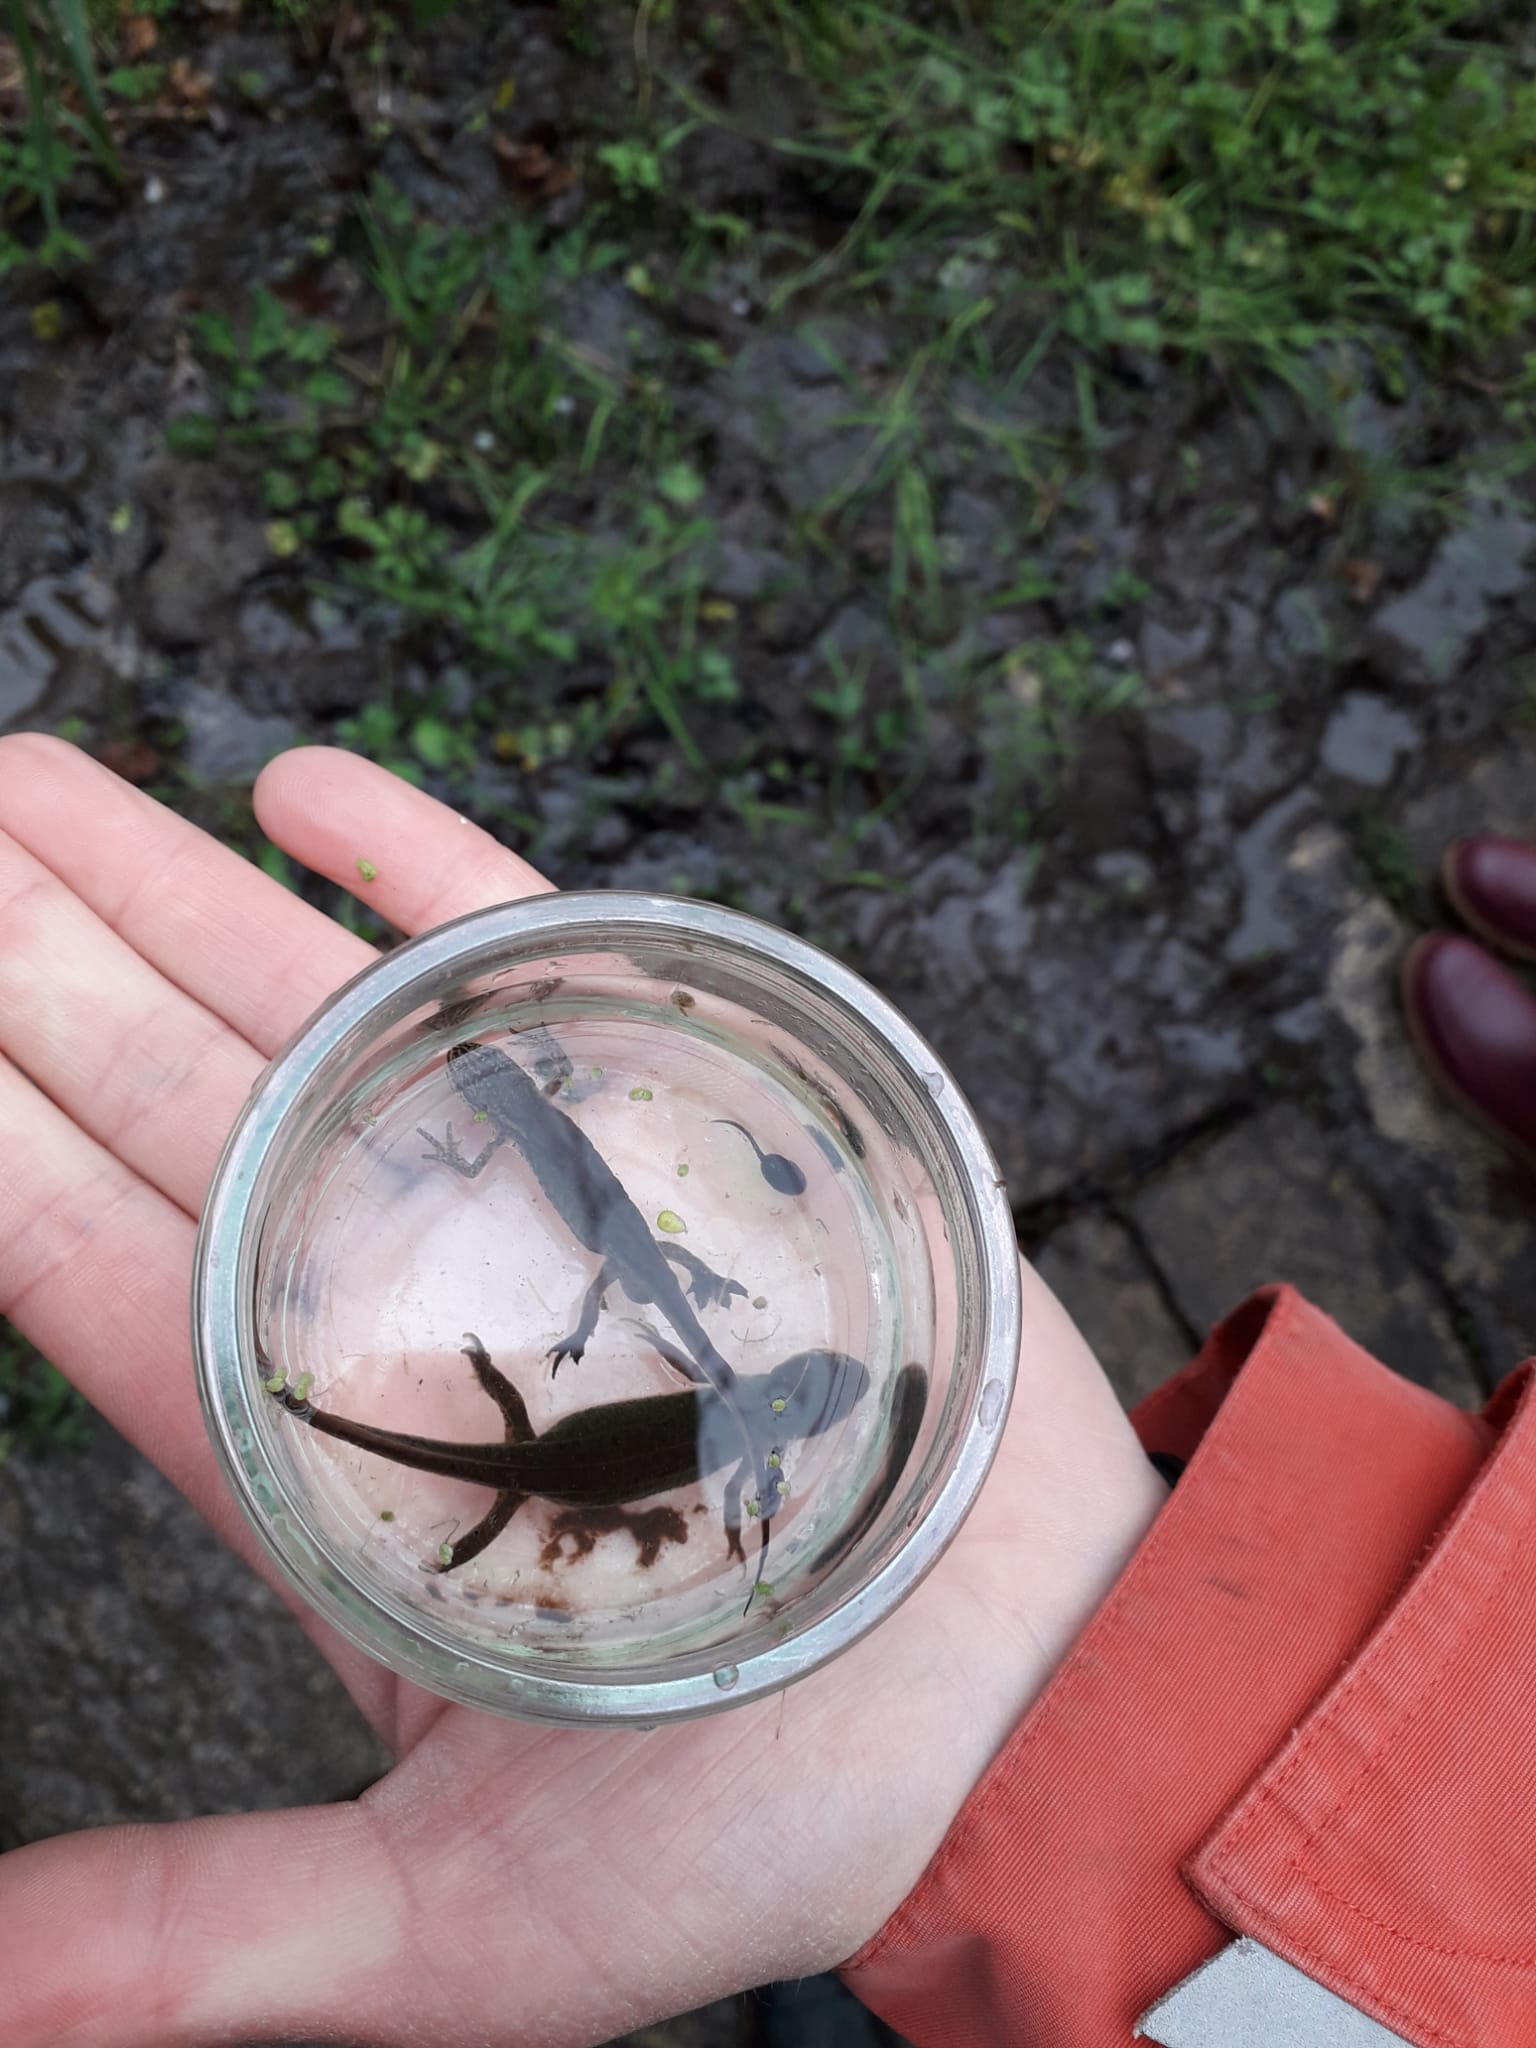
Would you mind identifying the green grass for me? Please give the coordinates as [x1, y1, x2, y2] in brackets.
[748, 0, 1536, 371]
[15, 0, 1536, 861]
[180, 177, 750, 792]
[175, 139, 1134, 844]
[0, 1323, 90, 1463]
[1, 0, 119, 271]
[1355, 807, 1422, 914]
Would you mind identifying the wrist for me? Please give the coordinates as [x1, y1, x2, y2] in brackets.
[796, 1258, 1171, 1968]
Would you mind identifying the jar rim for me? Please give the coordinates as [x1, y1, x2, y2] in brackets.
[194, 892, 1021, 1723]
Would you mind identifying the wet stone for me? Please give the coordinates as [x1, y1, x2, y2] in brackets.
[1059, 721, 1154, 858]
[177, 681, 298, 782]
[1142, 703, 1236, 784]
[558, 280, 639, 375]
[0, 569, 135, 727]
[1034, 1215, 1193, 1410]
[1267, 585, 1335, 664]
[1154, 1023, 1247, 1080]
[710, 540, 791, 604]
[1224, 713, 1305, 813]
[1130, 1106, 1478, 1403]
[1225, 787, 1321, 964]
[0, 1421, 388, 1849]
[816, 602, 894, 672]
[236, 596, 313, 659]
[1222, 599, 1264, 665]
[793, 315, 890, 377]
[1336, 376, 1417, 462]
[858, 872, 1242, 1206]
[1319, 692, 1420, 788]
[1396, 738, 1536, 881]
[941, 487, 1006, 548]
[1271, 998, 1326, 1047]
[1091, 850, 1156, 902]
[1140, 613, 1215, 684]
[0, 483, 78, 597]
[602, 837, 725, 903]
[140, 472, 268, 647]
[1369, 494, 1536, 690]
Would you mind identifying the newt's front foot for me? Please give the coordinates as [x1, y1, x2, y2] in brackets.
[418, 1123, 500, 1179]
[550, 1268, 608, 1376]
[547, 1334, 587, 1375]
[660, 1242, 748, 1311]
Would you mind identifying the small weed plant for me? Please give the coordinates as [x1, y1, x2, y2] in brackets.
[185, 178, 739, 778]
[753, 0, 1536, 369]
[0, 1322, 90, 1462]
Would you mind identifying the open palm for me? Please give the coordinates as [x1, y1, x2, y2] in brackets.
[0, 738, 1162, 2048]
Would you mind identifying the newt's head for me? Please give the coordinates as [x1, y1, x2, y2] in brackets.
[445, 1037, 494, 1068]
[444, 1037, 526, 1101]
[761, 1349, 869, 1439]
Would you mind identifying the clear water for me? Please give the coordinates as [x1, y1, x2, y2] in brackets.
[256, 993, 933, 1669]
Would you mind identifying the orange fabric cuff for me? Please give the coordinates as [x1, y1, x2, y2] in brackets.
[841, 1286, 1504, 2046]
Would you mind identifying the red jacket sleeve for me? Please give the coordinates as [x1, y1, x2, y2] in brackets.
[842, 1285, 1536, 2047]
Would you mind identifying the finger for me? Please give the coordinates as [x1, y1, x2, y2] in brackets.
[0, 1047, 393, 1720]
[0, 1800, 412, 2048]
[254, 745, 555, 933]
[0, 824, 265, 1217]
[2, 1676, 740, 2048]
[0, 1054, 196, 1477]
[0, 735, 374, 1056]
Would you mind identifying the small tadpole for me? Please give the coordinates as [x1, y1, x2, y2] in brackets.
[710, 1119, 807, 1196]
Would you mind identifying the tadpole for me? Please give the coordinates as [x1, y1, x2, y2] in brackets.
[711, 1119, 808, 1196]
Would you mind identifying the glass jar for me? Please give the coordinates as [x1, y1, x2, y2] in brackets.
[194, 894, 1020, 1724]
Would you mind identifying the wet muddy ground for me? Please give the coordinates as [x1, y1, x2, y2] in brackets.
[2, 4, 1535, 2043]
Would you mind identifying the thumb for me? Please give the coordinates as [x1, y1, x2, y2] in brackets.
[0, 1802, 409, 2047]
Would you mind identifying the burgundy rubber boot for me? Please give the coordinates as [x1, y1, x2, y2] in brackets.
[1401, 934, 1536, 1169]
[1442, 837, 1536, 962]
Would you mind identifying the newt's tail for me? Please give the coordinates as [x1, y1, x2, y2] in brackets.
[284, 1395, 521, 1492]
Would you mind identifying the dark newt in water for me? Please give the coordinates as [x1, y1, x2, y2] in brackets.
[270, 1331, 869, 1575]
[808, 1362, 928, 1576]
[415, 1034, 800, 1571]
[779, 1050, 867, 1162]
[710, 1120, 808, 1196]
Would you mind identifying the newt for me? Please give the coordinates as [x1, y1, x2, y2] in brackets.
[416, 1034, 790, 1568]
[779, 1050, 866, 1161]
[419, 1038, 747, 1382]
[809, 1362, 928, 1576]
[273, 1331, 869, 1575]
[710, 1119, 807, 1196]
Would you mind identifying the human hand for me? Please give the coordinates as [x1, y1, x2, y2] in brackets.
[0, 739, 1165, 2047]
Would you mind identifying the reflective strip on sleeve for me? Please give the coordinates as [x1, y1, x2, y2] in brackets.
[1137, 1939, 1414, 2047]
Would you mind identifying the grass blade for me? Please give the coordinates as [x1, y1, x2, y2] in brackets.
[3, 0, 63, 240]
[50, 0, 120, 177]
